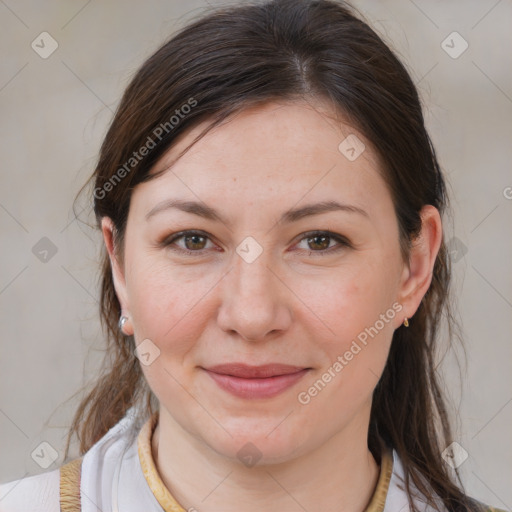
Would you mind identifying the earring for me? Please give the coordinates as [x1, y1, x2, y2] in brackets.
[118, 315, 129, 333]
[403, 317, 409, 327]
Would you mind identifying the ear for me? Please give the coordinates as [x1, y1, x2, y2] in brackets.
[396, 205, 443, 324]
[101, 217, 133, 335]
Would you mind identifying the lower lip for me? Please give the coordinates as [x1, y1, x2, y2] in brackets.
[204, 368, 310, 399]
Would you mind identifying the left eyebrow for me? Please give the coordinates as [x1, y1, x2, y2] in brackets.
[145, 198, 369, 225]
[281, 200, 369, 223]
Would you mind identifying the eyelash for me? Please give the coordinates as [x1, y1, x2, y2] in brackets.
[160, 230, 351, 257]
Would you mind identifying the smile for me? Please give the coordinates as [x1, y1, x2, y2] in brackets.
[202, 364, 311, 399]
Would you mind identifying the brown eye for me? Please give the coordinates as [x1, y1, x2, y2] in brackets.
[183, 234, 208, 251]
[295, 231, 350, 256]
[162, 230, 215, 255]
[306, 234, 331, 251]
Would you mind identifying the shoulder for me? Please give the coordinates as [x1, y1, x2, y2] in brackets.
[467, 496, 508, 512]
[0, 468, 60, 512]
[1, 407, 150, 512]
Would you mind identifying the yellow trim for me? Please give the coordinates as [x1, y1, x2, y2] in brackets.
[365, 442, 394, 512]
[137, 410, 394, 512]
[138, 411, 186, 512]
[59, 457, 83, 512]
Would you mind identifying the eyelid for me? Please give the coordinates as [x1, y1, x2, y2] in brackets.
[160, 229, 351, 256]
[160, 229, 217, 253]
[292, 230, 351, 255]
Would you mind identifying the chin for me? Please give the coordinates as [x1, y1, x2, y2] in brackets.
[200, 420, 310, 466]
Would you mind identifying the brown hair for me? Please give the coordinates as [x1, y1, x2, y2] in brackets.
[65, 1, 482, 510]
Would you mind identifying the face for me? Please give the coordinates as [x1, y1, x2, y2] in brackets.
[103, 100, 438, 464]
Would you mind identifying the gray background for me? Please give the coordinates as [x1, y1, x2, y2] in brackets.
[0, 0, 511, 508]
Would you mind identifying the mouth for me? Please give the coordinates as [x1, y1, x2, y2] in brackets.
[202, 363, 312, 399]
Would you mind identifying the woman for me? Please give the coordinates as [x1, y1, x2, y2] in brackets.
[0, 0, 505, 511]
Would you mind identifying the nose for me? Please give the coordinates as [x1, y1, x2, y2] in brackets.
[216, 249, 292, 342]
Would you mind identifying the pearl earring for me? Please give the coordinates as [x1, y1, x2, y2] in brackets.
[118, 315, 129, 333]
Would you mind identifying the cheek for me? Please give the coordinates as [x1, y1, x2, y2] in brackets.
[294, 258, 399, 395]
[124, 258, 217, 421]
[295, 272, 398, 419]
[296, 260, 397, 344]
[124, 253, 215, 353]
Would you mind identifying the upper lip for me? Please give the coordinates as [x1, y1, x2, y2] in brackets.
[204, 363, 309, 379]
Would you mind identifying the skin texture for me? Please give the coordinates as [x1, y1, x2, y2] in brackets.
[102, 100, 442, 512]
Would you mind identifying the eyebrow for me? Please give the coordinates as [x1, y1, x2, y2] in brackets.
[145, 199, 368, 224]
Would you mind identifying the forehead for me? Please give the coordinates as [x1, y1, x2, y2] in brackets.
[132, 100, 392, 222]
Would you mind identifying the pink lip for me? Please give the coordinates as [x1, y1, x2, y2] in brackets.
[203, 363, 311, 399]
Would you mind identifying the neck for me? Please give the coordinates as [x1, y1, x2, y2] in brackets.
[151, 406, 380, 512]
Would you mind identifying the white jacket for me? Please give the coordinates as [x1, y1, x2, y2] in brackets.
[0, 406, 481, 512]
